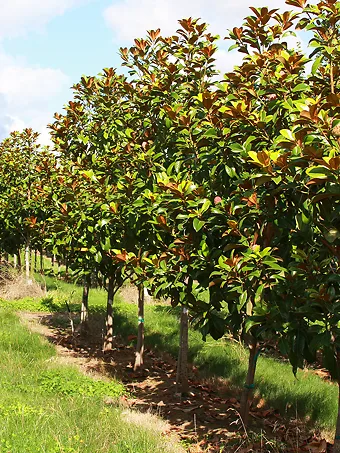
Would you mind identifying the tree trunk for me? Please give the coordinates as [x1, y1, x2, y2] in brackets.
[134, 283, 145, 371]
[176, 306, 189, 396]
[25, 241, 32, 285]
[334, 349, 340, 452]
[240, 336, 259, 426]
[13, 254, 17, 269]
[65, 259, 69, 280]
[17, 250, 22, 269]
[103, 276, 115, 352]
[80, 274, 91, 336]
[40, 248, 44, 275]
[34, 249, 37, 273]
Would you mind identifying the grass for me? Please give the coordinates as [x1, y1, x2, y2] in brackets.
[0, 272, 124, 313]
[112, 303, 338, 432]
[0, 308, 182, 453]
[0, 270, 338, 434]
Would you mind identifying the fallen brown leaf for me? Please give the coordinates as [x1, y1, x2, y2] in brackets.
[300, 439, 327, 452]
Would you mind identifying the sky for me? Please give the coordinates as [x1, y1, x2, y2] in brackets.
[0, 0, 303, 144]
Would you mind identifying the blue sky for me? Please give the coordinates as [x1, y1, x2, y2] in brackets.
[3, 1, 116, 82]
[0, 0, 300, 143]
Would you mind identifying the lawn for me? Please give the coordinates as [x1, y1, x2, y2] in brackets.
[0, 272, 338, 434]
[0, 308, 182, 453]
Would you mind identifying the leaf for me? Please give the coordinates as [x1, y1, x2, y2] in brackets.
[324, 228, 340, 243]
[310, 331, 331, 352]
[83, 170, 96, 181]
[208, 314, 226, 340]
[228, 43, 239, 52]
[239, 291, 247, 309]
[306, 166, 332, 179]
[300, 439, 327, 453]
[280, 129, 295, 141]
[248, 151, 260, 162]
[193, 218, 205, 232]
[245, 317, 261, 333]
[292, 83, 310, 92]
[255, 284, 265, 301]
[102, 237, 111, 251]
[200, 199, 211, 215]
[203, 128, 218, 138]
[125, 128, 134, 138]
[95, 252, 102, 263]
[311, 55, 323, 75]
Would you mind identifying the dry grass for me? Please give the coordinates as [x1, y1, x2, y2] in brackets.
[0, 264, 45, 300]
[122, 409, 186, 453]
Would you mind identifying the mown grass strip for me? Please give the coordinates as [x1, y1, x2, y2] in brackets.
[0, 309, 182, 453]
[0, 276, 338, 432]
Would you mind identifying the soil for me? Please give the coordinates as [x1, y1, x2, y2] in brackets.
[18, 311, 332, 453]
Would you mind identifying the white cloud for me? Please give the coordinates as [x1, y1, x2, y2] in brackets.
[0, 0, 92, 39]
[0, 0, 93, 142]
[104, 0, 287, 42]
[105, 0, 310, 74]
[0, 66, 69, 108]
[0, 49, 70, 144]
[215, 49, 244, 74]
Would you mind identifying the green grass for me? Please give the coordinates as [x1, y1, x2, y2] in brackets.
[112, 303, 338, 432]
[1, 272, 338, 433]
[0, 273, 123, 313]
[0, 309, 182, 453]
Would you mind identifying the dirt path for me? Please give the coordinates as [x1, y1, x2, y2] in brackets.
[19, 311, 109, 379]
[18, 311, 330, 453]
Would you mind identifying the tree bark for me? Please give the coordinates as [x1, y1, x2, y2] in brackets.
[134, 283, 145, 371]
[103, 276, 115, 352]
[25, 241, 32, 285]
[13, 254, 17, 269]
[17, 250, 22, 269]
[34, 249, 37, 273]
[65, 259, 69, 280]
[176, 305, 189, 395]
[40, 248, 44, 275]
[80, 274, 91, 336]
[240, 336, 259, 426]
[334, 349, 340, 452]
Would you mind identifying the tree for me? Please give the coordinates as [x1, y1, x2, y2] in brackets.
[0, 129, 49, 282]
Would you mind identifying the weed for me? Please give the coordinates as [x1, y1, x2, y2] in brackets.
[38, 369, 126, 398]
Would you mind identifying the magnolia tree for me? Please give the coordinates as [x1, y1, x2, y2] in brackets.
[193, 0, 340, 433]
[49, 71, 139, 345]
[48, 68, 169, 354]
[1, 0, 340, 445]
[46, 0, 340, 435]
[0, 129, 51, 281]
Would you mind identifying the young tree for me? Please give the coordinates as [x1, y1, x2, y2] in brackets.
[0, 129, 47, 282]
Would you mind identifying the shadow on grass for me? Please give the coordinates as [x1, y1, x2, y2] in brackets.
[34, 301, 337, 432]
[104, 305, 337, 429]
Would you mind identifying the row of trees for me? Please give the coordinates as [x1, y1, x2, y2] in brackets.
[0, 0, 339, 445]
